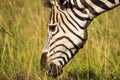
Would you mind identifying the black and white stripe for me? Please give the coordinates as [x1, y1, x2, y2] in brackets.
[41, 0, 120, 76]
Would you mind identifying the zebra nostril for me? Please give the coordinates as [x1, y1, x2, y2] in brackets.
[40, 52, 48, 69]
[48, 63, 63, 77]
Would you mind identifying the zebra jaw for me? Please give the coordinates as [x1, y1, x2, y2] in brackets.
[40, 52, 63, 77]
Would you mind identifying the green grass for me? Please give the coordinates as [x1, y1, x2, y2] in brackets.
[0, 0, 120, 80]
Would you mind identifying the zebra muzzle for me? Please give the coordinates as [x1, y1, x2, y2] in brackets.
[40, 52, 63, 77]
[48, 63, 63, 77]
[40, 52, 48, 69]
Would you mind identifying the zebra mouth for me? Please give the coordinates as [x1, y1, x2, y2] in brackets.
[48, 63, 63, 77]
[40, 53, 63, 77]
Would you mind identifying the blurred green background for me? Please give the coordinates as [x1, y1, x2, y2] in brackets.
[0, 0, 120, 80]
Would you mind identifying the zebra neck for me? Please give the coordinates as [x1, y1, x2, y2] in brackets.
[68, 0, 120, 19]
[80, 0, 120, 16]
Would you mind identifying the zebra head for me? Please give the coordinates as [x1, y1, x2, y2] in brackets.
[41, 0, 92, 77]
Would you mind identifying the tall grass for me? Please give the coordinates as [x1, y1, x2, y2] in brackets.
[0, 0, 120, 80]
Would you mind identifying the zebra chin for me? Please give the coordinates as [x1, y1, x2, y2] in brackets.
[40, 52, 63, 77]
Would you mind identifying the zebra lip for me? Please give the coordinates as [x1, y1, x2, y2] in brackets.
[40, 52, 48, 69]
[48, 63, 63, 77]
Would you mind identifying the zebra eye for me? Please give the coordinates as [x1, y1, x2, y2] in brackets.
[49, 25, 56, 32]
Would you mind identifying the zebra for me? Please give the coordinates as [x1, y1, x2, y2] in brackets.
[40, 0, 120, 77]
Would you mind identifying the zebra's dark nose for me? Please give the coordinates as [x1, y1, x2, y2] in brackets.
[40, 52, 48, 69]
[48, 63, 63, 77]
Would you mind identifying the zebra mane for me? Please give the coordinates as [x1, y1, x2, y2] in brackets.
[43, 0, 65, 7]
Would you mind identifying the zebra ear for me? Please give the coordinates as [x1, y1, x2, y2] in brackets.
[50, 0, 66, 5]
[43, 0, 66, 8]
[49, 0, 55, 5]
[43, 0, 52, 8]
[58, 0, 65, 5]
[43, 0, 58, 7]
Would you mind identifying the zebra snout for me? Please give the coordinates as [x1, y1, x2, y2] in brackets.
[48, 63, 63, 77]
[40, 52, 48, 69]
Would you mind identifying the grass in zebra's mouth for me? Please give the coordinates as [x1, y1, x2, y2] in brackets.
[0, 0, 120, 80]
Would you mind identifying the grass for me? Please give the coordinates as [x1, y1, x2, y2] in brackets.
[0, 0, 120, 80]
